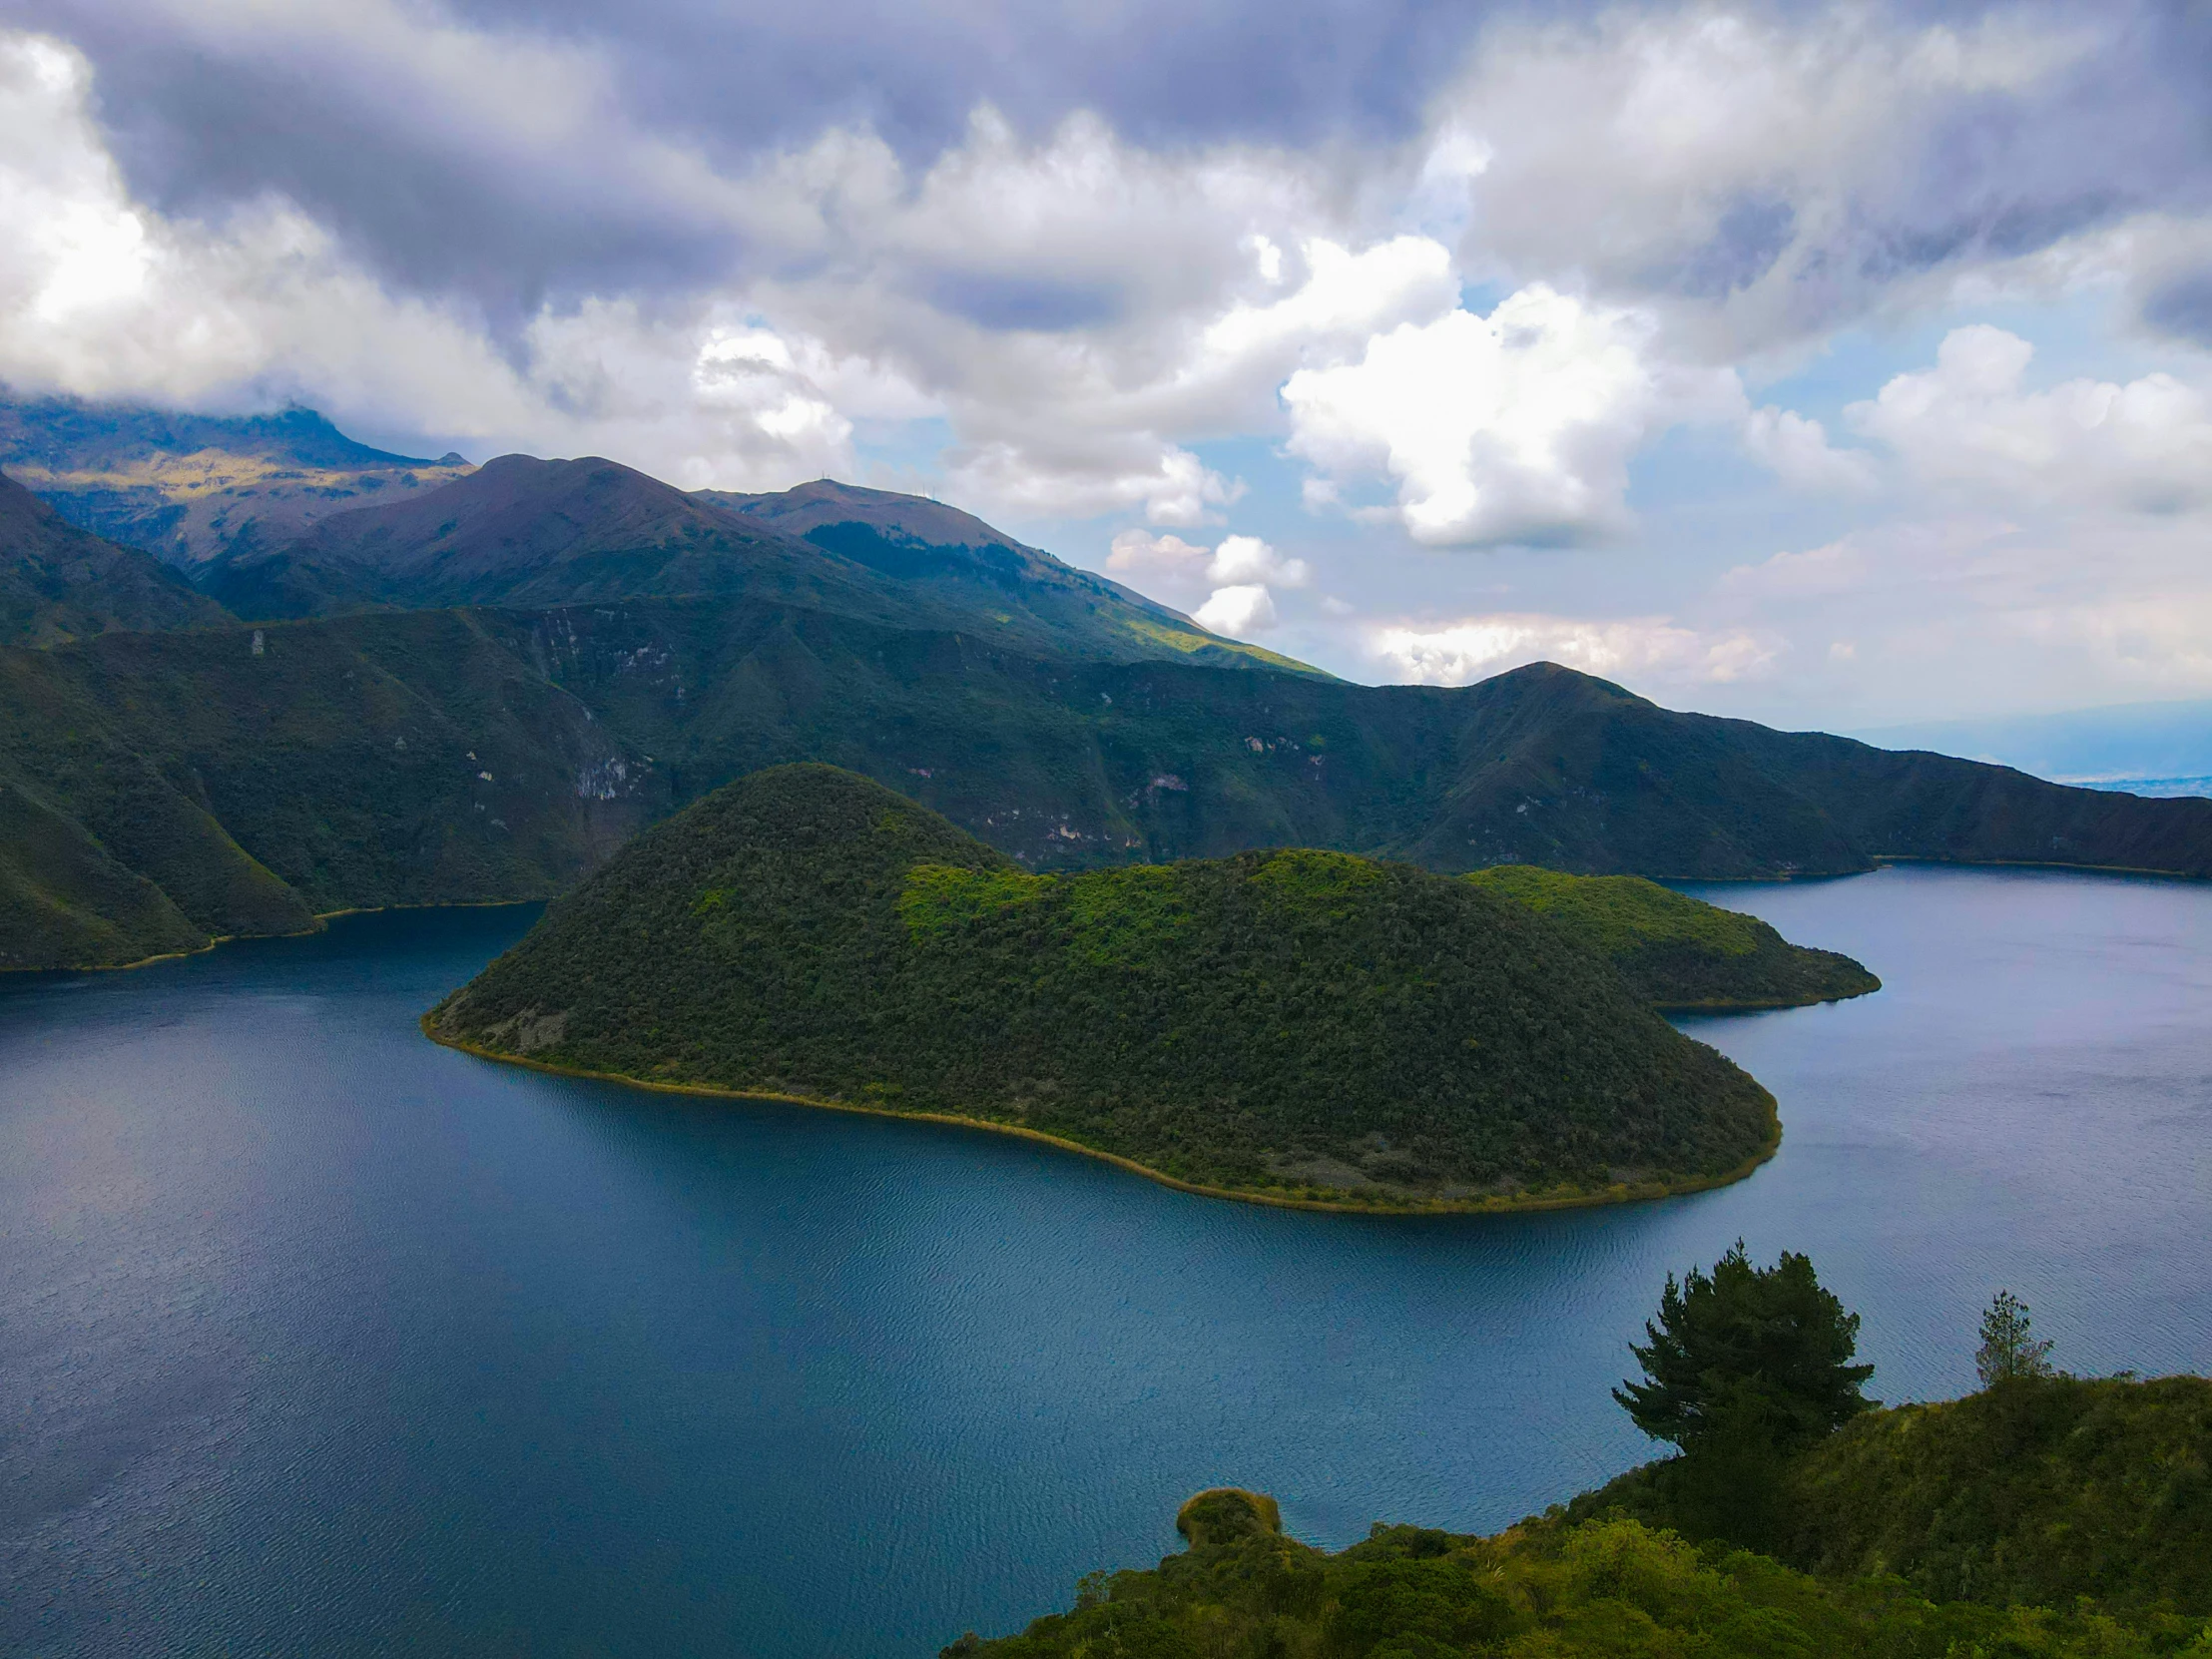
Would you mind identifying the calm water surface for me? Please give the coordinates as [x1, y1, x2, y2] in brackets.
[3, 865, 2208, 1656]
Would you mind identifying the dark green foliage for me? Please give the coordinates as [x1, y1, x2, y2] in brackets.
[957, 1491, 2206, 1659]
[8, 589, 2211, 970]
[431, 764, 1781, 1205]
[481, 598, 2212, 879]
[1977, 1291, 2057, 1386]
[0, 610, 659, 967]
[1577, 1374, 2212, 1618]
[1463, 864, 1881, 1008]
[0, 777, 206, 968]
[1616, 1244, 1878, 1453]
[1781, 1375, 2212, 1615]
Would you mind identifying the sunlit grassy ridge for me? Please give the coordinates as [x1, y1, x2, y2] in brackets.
[1465, 864, 1880, 1008]
[956, 1376, 2212, 1659]
[429, 764, 1780, 1208]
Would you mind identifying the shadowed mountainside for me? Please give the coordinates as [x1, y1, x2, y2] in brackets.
[0, 392, 471, 565]
[428, 764, 1782, 1211]
[200, 457, 1316, 676]
[6, 592, 2210, 969]
[0, 610, 659, 968]
[0, 470, 232, 648]
[482, 598, 2212, 877]
[699, 476, 1322, 676]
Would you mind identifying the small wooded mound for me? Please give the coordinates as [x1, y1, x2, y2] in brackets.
[428, 764, 1781, 1209]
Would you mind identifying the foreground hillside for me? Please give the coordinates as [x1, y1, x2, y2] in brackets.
[1466, 864, 1880, 1008]
[428, 765, 1780, 1210]
[963, 1374, 2212, 1659]
[1575, 1372, 2212, 1614]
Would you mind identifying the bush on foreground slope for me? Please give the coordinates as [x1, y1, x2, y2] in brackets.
[952, 1480, 2211, 1659]
[956, 1262, 2210, 1659]
[430, 763, 1780, 1208]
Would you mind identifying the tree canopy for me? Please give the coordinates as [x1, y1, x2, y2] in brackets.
[1615, 1242, 1877, 1455]
[1976, 1290, 2057, 1387]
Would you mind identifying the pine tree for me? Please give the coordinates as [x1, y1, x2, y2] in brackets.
[1974, 1290, 2055, 1386]
[1615, 1241, 1877, 1455]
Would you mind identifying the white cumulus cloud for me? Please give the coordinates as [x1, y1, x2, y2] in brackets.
[1849, 324, 2212, 513]
[1194, 584, 1279, 638]
[1106, 528, 1306, 638]
[1282, 283, 1739, 547]
[1743, 406, 1878, 492]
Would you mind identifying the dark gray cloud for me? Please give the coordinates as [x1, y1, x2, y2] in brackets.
[14, 0, 1506, 321]
[8, 0, 2212, 345]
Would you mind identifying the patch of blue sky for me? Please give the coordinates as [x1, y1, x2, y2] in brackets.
[1749, 287, 2177, 426]
[848, 414, 960, 497]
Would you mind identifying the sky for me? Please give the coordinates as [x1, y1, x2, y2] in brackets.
[3, 0, 2212, 726]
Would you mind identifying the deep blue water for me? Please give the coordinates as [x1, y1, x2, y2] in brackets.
[3, 865, 2208, 1657]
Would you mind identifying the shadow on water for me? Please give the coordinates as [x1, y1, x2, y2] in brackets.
[2, 868, 2207, 1657]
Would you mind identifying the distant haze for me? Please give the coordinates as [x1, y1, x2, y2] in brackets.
[1855, 702, 2212, 797]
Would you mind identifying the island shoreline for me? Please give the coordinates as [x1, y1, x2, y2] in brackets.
[420, 1017, 1784, 1219]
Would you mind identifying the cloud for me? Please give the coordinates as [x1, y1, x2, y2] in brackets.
[1206, 534, 1308, 588]
[1282, 283, 1740, 546]
[1742, 406, 1878, 492]
[1107, 528, 1305, 638]
[1423, 6, 2202, 354]
[1369, 612, 1777, 687]
[1849, 324, 2212, 512]
[0, 37, 892, 486]
[1194, 584, 1279, 638]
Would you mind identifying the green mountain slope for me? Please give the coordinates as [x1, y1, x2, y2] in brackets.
[0, 391, 471, 565]
[205, 456, 1320, 675]
[0, 777, 209, 969]
[197, 453, 893, 622]
[484, 598, 2212, 878]
[1781, 1375, 2212, 1612]
[1464, 864, 1881, 1008]
[8, 593, 2211, 969]
[0, 470, 232, 647]
[0, 610, 661, 968]
[428, 764, 1779, 1210]
[700, 476, 1322, 676]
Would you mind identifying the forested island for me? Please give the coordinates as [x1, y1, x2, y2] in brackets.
[953, 1257, 2211, 1659]
[426, 764, 1884, 1211]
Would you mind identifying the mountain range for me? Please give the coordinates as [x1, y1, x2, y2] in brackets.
[0, 392, 472, 564]
[2, 392, 2209, 971]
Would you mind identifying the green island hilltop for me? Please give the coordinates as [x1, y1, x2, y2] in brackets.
[1465, 864, 1880, 1009]
[427, 763, 1875, 1212]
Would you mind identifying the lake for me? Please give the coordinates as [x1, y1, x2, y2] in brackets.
[3, 864, 2208, 1656]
